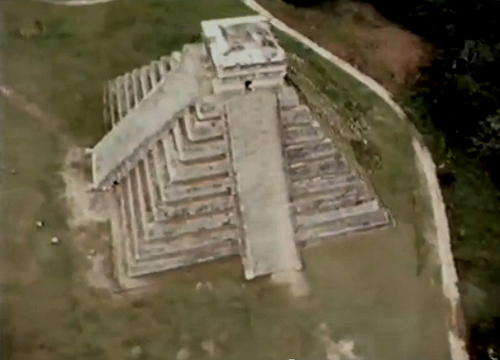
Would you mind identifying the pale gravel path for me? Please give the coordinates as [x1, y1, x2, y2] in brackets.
[413, 140, 469, 360]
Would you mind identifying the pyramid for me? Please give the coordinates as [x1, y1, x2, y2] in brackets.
[89, 15, 390, 288]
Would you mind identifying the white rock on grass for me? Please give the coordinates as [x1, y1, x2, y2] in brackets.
[51, 237, 59, 245]
[176, 347, 190, 360]
[130, 345, 142, 359]
[201, 339, 216, 357]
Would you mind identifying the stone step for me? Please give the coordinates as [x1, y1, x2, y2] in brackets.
[106, 53, 171, 128]
[115, 186, 131, 266]
[126, 238, 238, 278]
[136, 227, 240, 259]
[278, 86, 300, 109]
[143, 151, 161, 220]
[289, 156, 349, 181]
[195, 96, 223, 120]
[146, 211, 238, 241]
[106, 79, 118, 127]
[130, 69, 145, 103]
[296, 199, 380, 229]
[295, 193, 374, 216]
[285, 140, 339, 163]
[127, 170, 147, 240]
[149, 61, 162, 86]
[159, 56, 171, 75]
[296, 209, 390, 245]
[113, 76, 126, 122]
[134, 162, 154, 224]
[163, 177, 234, 204]
[118, 176, 239, 267]
[118, 179, 141, 261]
[292, 181, 370, 214]
[114, 76, 130, 117]
[140, 65, 154, 95]
[280, 105, 314, 127]
[283, 123, 325, 145]
[149, 141, 169, 204]
[161, 137, 230, 183]
[131, 69, 145, 103]
[170, 51, 182, 70]
[291, 173, 359, 198]
[182, 112, 225, 142]
[172, 121, 228, 162]
[158, 194, 235, 221]
[117, 178, 237, 264]
[128, 70, 140, 107]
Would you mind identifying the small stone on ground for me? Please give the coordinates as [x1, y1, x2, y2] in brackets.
[201, 339, 216, 357]
[130, 345, 142, 359]
[177, 347, 190, 360]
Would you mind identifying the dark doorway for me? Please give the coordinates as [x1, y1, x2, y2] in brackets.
[244, 80, 253, 92]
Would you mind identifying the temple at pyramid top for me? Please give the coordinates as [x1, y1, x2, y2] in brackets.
[201, 15, 287, 92]
[91, 16, 289, 190]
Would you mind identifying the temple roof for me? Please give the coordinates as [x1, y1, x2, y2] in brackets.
[201, 15, 286, 69]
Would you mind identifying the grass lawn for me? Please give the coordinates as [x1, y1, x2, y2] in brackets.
[1, 1, 451, 359]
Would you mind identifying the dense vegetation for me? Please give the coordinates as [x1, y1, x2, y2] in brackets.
[369, 0, 500, 185]
[282, 0, 500, 358]
[284, 0, 500, 184]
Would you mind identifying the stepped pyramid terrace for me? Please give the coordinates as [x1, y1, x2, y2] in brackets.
[89, 15, 391, 288]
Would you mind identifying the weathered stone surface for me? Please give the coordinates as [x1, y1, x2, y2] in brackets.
[226, 91, 302, 279]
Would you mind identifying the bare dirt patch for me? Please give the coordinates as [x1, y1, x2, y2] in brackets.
[86, 252, 115, 290]
[315, 322, 362, 360]
[271, 269, 311, 298]
[60, 148, 108, 228]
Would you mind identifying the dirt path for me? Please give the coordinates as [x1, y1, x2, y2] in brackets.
[413, 139, 469, 360]
[0, 85, 70, 146]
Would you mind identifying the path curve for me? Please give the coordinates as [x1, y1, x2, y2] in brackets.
[413, 140, 469, 360]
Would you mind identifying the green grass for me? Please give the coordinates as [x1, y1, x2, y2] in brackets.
[3, 0, 253, 145]
[1, 1, 451, 359]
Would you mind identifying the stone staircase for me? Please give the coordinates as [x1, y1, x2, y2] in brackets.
[92, 48, 199, 190]
[103, 56, 172, 129]
[111, 103, 241, 278]
[278, 86, 390, 247]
